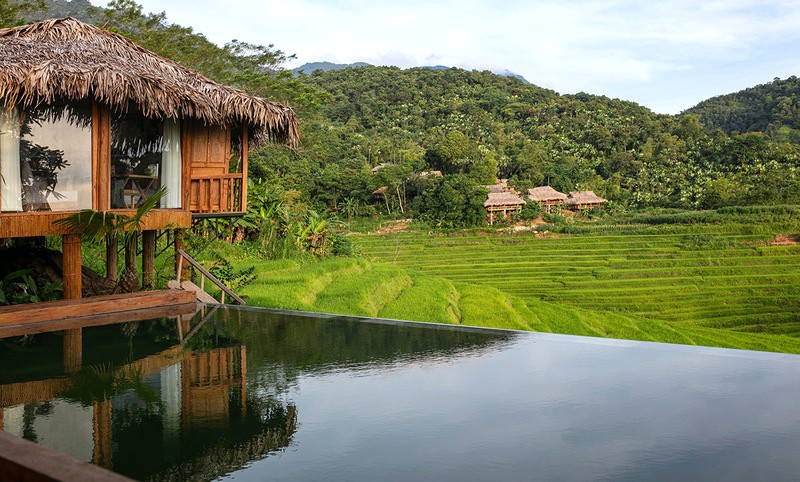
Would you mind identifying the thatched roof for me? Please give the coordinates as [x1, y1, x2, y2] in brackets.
[0, 17, 298, 147]
[566, 190, 607, 205]
[483, 191, 525, 207]
[528, 186, 567, 202]
[485, 179, 509, 193]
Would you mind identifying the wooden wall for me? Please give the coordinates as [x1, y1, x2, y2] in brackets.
[0, 103, 249, 239]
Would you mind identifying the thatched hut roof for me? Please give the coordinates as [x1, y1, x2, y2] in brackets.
[566, 190, 607, 206]
[528, 186, 567, 202]
[483, 191, 525, 207]
[485, 179, 509, 193]
[0, 17, 298, 147]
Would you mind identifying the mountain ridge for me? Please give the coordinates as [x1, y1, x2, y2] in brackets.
[293, 61, 530, 83]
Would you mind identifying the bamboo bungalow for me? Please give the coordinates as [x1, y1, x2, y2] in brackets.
[483, 192, 525, 225]
[527, 186, 567, 213]
[0, 18, 298, 301]
[565, 191, 607, 211]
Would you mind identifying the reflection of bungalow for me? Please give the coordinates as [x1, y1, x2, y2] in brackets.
[483, 192, 525, 225]
[0, 18, 297, 301]
[527, 186, 567, 213]
[0, 318, 296, 480]
[566, 191, 607, 211]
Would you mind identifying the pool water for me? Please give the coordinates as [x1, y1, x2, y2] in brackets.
[2, 305, 800, 481]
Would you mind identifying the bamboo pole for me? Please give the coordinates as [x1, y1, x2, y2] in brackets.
[62, 234, 82, 300]
[142, 230, 156, 289]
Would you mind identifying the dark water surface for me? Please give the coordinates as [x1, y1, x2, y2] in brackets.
[1, 305, 799, 481]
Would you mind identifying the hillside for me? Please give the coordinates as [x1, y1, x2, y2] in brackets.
[10, 1, 800, 221]
[257, 65, 800, 218]
[684, 76, 800, 143]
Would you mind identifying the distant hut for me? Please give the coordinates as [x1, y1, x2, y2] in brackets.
[417, 170, 443, 178]
[485, 179, 510, 193]
[566, 191, 607, 211]
[527, 186, 567, 213]
[371, 163, 391, 174]
[483, 191, 525, 225]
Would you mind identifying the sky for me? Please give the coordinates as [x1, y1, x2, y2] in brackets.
[104, 0, 800, 114]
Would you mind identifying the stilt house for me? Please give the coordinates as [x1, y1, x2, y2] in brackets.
[565, 191, 607, 211]
[0, 18, 298, 300]
[483, 180, 525, 225]
[527, 186, 567, 213]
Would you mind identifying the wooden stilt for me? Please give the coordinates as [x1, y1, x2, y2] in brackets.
[62, 234, 84, 375]
[92, 399, 113, 469]
[240, 345, 247, 417]
[175, 229, 189, 280]
[63, 328, 82, 375]
[142, 230, 156, 290]
[62, 234, 82, 300]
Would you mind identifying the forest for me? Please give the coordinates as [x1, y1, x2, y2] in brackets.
[5, 0, 800, 229]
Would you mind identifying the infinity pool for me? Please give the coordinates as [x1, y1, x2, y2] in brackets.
[2, 305, 800, 480]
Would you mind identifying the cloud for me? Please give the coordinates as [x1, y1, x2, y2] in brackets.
[121, 0, 800, 113]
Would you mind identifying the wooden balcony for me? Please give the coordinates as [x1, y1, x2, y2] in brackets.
[188, 173, 246, 216]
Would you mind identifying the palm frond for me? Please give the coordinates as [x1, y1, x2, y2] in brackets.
[53, 209, 126, 242]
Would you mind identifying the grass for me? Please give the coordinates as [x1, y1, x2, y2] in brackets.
[229, 206, 800, 354]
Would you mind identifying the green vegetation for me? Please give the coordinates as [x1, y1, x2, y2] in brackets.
[684, 76, 800, 142]
[228, 207, 800, 354]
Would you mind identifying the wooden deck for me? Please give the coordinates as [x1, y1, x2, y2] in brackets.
[0, 290, 198, 338]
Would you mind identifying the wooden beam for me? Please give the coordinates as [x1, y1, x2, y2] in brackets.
[0, 431, 133, 482]
[0, 290, 196, 330]
[0, 210, 191, 239]
[0, 302, 198, 339]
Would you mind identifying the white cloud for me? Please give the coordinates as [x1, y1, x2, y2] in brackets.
[105, 0, 800, 113]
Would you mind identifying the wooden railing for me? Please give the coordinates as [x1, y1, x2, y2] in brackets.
[176, 249, 246, 305]
[188, 173, 245, 215]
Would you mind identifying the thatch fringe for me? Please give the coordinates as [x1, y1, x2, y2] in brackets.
[0, 17, 298, 147]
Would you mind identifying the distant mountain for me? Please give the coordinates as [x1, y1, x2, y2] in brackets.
[495, 69, 529, 84]
[293, 61, 373, 75]
[294, 61, 529, 83]
[683, 75, 800, 143]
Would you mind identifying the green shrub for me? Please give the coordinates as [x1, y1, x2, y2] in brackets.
[330, 233, 355, 256]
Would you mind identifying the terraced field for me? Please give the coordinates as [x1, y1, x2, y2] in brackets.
[351, 231, 800, 337]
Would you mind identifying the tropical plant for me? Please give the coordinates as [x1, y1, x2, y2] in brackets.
[54, 187, 166, 291]
[0, 269, 62, 305]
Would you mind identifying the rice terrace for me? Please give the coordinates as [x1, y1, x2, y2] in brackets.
[235, 206, 800, 354]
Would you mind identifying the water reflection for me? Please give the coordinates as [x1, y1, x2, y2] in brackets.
[0, 307, 514, 480]
[5, 307, 798, 480]
[0, 310, 298, 480]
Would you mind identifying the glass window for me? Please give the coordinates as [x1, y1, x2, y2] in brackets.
[1, 101, 92, 212]
[111, 108, 181, 209]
